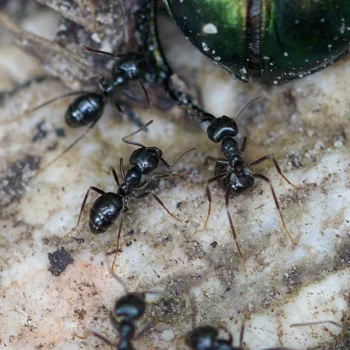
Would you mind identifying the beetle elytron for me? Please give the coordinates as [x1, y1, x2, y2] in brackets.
[162, 0, 350, 84]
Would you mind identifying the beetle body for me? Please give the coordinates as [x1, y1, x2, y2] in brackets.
[163, 0, 350, 84]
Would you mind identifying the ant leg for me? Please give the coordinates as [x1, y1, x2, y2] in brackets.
[8, 90, 86, 126]
[261, 348, 294, 350]
[137, 171, 190, 190]
[28, 91, 86, 114]
[189, 293, 198, 329]
[75, 186, 105, 230]
[109, 311, 121, 336]
[152, 194, 182, 222]
[217, 324, 233, 344]
[225, 186, 247, 275]
[119, 158, 126, 181]
[119, 0, 129, 43]
[110, 167, 120, 186]
[204, 174, 226, 229]
[240, 137, 247, 153]
[117, 103, 144, 129]
[239, 322, 245, 347]
[134, 190, 181, 221]
[36, 104, 105, 175]
[204, 156, 227, 167]
[290, 320, 342, 328]
[111, 216, 124, 273]
[135, 319, 153, 339]
[253, 173, 295, 245]
[122, 120, 153, 148]
[250, 155, 296, 188]
[90, 331, 116, 347]
[109, 269, 129, 295]
[85, 46, 140, 59]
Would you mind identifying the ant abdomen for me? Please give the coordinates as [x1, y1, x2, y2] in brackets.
[89, 193, 123, 234]
[65, 93, 104, 128]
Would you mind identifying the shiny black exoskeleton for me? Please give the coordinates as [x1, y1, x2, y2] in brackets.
[77, 120, 176, 234]
[186, 324, 292, 350]
[93, 293, 147, 350]
[30, 51, 155, 171]
[89, 272, 153, 350]
[76, 120, 190, 258]
[201, 112, 296, 273]
[64, 50, 152, 129]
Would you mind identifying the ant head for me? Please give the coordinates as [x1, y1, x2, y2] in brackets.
[114, 52, 150, 80]
[113, 292, 146, 322]
[185, 325, 218, 349]
[207, 116, 239, 143]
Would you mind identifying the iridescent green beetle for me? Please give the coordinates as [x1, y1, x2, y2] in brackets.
[163, 0, 350, 84]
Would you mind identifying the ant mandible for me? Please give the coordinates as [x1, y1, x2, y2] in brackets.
[75, 120, 193, 266]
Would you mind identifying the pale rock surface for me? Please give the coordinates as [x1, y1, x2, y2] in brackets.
[0, 5, 349, 350]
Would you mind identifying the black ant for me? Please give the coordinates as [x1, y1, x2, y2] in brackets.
[76, 270, 158, 349]
[186, 294, 293, 350]
[141, 3, 297, 273]
[30, 48, 154, 170]
[186, 324, 293, 350]
[169, 98, 295, 273]
[75, 120, 193, 267]
[200, 104, 297, 273]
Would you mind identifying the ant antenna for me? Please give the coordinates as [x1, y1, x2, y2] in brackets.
[122, 120, 153, 147]
[170, 147, 196, 169]
[235, 96, 264, 122]
[119, 0, 129, 43]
